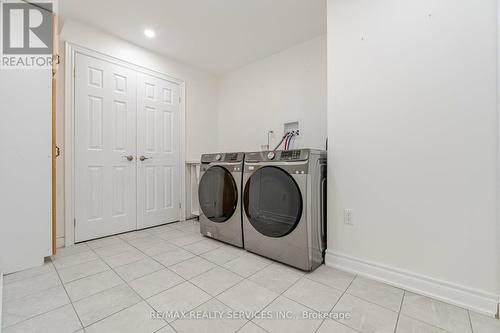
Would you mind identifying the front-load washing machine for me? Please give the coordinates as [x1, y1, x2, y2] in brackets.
[242, 149, 327, 271]
[198, 152, 244, 247]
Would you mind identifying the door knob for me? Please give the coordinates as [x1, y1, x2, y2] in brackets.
[139, 155, 150, 161]
[124, 155, 134, 161]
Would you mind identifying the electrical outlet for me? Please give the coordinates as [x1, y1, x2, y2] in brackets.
[344, 209, 353, 225]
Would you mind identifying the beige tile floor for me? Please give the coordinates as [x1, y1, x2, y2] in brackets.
[2, 220, 499, 333]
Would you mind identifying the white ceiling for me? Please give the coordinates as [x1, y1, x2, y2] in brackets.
[60, 0, 326, 75]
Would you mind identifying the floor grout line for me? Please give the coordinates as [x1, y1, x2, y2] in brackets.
[1, 296, 79, 331]
[74, 224, 194, 331]
[313, 273, 359, 333]
[197, 254, 276, 332]
[468, 310, 475, 333]
[2, 261, 55, 287]
[342, 290, 402, 314]
[303, 274, 352, 294]
[247, 320, 271, 333]
[399, 314, 455, 333]
[82, 235, 179, 329]
[2, 223, 192, 331]
[2, 225, 341, 333]
[234, 265, 313, 330]
[51, 260, 86, 332]
[143, 231, 204, 333]
[157, 229, 277, 331]
[2, 262, 74, 330]
[393, 290, 406, 333]
[5, 221, 490, 333]
[1, 271, 62, 304]
[58, 266, 111, 286]
[75, 242, 146, 329]
[105, 226, 201, 333]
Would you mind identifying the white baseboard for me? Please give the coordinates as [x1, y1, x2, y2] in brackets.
[325, 250, 498, 317]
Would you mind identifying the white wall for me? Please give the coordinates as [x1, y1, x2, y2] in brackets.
[327, 0, 498, 315]
[56, 20, 219, 243]
[216, 35, 327, 152]
[0, 70, 52, 273]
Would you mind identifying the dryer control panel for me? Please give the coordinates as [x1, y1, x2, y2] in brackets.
[224, 153, 240, 161]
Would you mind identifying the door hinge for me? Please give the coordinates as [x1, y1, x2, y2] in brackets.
[73, 66, 76, 78]
[179, 96, 181, 104]
[53, 54, 60, 65]
[73, 218, 76, 227]
[496, 303, 499, 319]
[179, 203, 182, 209]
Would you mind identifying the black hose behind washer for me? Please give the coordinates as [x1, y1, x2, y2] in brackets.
[273, 132, 289, 151]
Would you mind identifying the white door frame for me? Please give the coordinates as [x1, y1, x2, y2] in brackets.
[64, 42, 186, 246]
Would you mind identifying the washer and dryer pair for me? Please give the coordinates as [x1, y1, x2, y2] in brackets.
[198, 149, 327, 271]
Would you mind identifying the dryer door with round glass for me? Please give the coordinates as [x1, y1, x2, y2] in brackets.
[244, 166, 303, 237]
[198, 166, 238, 222]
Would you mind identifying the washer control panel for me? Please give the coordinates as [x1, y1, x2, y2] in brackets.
[279, 150, 302, 161]
[201, 152, 244, 164]
[244, 149, 309, 162]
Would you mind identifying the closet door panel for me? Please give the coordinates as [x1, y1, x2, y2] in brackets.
[137, 73, 181, 229]
[74, 53, 137, 242]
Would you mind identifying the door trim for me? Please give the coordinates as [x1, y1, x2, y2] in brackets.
[51, 14, 58, 255]
[64, 42, 186, 246]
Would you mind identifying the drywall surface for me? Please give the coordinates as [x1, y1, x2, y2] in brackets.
[327, 0, 498, 314]
[216, 35, 327, 152]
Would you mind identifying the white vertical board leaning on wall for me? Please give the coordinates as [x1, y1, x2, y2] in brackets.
[0, 70, 52, 274]
[0, 271, 2, 331]
[497, 0, 500, 314]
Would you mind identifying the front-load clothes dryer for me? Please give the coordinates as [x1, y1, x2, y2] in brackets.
[242, 149, 327, 271]
[198, 152, 244, 247]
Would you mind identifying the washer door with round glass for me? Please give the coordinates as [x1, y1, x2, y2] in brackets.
[198, 166, 238, 223]
[244, 166, 303, 237]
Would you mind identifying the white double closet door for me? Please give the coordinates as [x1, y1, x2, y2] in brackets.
[74, 53, 181, 242]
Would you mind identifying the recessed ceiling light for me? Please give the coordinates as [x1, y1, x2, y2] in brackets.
[144, 29, 155, 38]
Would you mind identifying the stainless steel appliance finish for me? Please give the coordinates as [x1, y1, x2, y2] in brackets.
[198, 152, 244, 247]
[242, 149, 327, 271]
